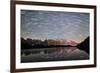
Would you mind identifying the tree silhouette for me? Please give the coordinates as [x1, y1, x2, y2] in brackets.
[21, 37, 33, 49]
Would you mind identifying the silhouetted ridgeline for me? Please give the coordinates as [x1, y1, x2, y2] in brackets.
[21, 37, 90, 54]
[21, 37, 75, 49]
[77, 37, 89, 54]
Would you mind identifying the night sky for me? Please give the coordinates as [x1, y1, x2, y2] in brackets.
[21, 10, 89, 43]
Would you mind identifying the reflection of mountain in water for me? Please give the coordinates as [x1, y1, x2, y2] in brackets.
[21, 37, 90, 63]
[21, 47, 89, 63]
[77, 37, 89, 54]
[21, 37, 90, 54]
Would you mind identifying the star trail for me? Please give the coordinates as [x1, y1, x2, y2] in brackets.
[21, 10, 89, 43]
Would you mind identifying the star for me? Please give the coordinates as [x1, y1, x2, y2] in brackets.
[21, 10, 89, 43]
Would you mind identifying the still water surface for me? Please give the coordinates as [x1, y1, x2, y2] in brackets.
[21, 47, 89, 63]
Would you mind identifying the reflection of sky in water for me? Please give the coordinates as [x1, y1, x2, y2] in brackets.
[21, 47, 89, 62]
[21, 10, 89, 43]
